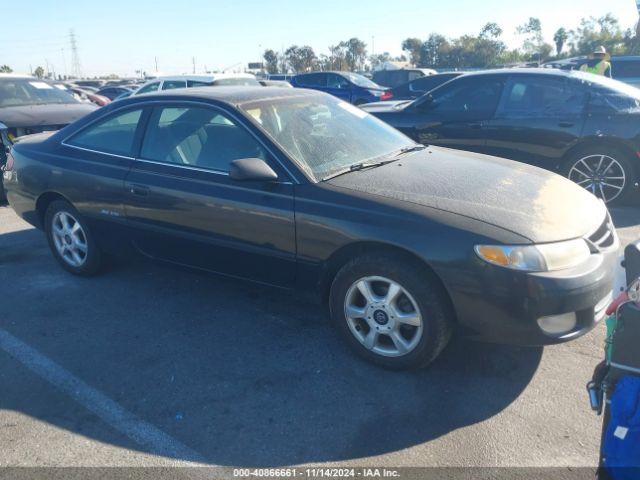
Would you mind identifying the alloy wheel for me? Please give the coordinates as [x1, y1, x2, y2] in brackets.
[51, 211, 88, 268]
[568, 154, 626, 203]
[344, 276, 423, 357]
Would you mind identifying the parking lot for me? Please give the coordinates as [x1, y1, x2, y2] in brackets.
[0, 203, 638, 471]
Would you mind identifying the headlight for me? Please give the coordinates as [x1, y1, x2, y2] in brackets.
[475, 239, 591, 272]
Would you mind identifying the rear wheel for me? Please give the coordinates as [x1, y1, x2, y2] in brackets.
[329, 253, 453, 370]
[45, 200, 102, 276]
[564, 147, 636, 205]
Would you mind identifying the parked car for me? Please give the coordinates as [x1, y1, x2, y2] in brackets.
[68, 86, 111, 107]
[73, 80, 105, 89]
[3, 87, 618, 369]
[0, 75, 98, 141]
[96, 86, 136, 101]
[381, 72, 463, 101]
[291, 71, 387, 105]
[372, 68, 437, 89]
[267, 74, 294, 82]
[363, 68, 640, 204]
[543, 56, 640, 89]
[610, 56, 640, 88]
[132, 74, 260, 96]
[0, 75, 97, 200]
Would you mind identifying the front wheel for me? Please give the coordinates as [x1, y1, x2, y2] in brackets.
[45, 200, 102, 276]
[565, 147, 636, 205]
[329, 253, 453, 370]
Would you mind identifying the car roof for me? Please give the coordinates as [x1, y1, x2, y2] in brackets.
[121, 86, 325, 107]
[151, 73, 256, 82]
[295, 71, 362, 76]
[458, 67, 586, 79]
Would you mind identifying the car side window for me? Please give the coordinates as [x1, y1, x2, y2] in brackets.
[140, 106, 268, 172]
[162, 80, 187, 91]
[136, 82, 160, 95]
[67, 109, 143, 156]
[426, 77, 504, 120]
[410, 76, 444, 93]
[327, 74, 349, 89]
[297, 73, 326, 87]
[187, 80, 214, 87]
[497, 76, 587, 118]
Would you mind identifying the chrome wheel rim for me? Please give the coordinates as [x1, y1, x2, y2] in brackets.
[568, 155, 626, 203]
[51, 212, 88, 267]
[344, 276, 423, 358]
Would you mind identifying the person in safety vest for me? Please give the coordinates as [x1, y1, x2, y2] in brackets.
[579, 46, 612, 78]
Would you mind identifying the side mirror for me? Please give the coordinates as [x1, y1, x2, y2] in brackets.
[229, 158, 279, 182]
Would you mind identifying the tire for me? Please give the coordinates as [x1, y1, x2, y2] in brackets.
[44, 200, 102, 276]
[329, 253, 453, 370]
[354, 99, 367, 106]
[563, 146, 637, 205]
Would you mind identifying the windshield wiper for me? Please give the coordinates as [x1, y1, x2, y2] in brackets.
[322, 158, 401, 181]
[394, 144, 427, 156]
[321, 145, 427, 181]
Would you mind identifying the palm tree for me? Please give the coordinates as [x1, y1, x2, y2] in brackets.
[553, 28, 569, 56]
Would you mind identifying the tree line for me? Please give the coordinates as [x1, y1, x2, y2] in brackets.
[263, 13, 640, 74]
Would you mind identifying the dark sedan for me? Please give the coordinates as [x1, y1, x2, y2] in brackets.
[2, 88, 617, 369]
[363, 68, 640, 204]
[291, 72, 387, 105]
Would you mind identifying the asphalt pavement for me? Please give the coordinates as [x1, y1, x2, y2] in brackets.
[0, 204, 638, 473]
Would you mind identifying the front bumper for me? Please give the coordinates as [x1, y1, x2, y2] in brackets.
[448, 246, 618, 346]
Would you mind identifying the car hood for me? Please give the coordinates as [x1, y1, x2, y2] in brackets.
[0, 103, 98, 128]
[327, 147, 606, 243]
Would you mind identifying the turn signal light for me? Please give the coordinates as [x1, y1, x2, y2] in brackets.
[476, 245, 510, 266]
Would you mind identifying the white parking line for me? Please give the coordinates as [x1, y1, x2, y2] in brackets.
[0, 328, 206, 464]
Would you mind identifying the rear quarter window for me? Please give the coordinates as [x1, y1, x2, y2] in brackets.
[66, 109, 143, 156]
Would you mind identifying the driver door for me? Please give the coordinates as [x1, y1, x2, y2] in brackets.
[124, 103, 297, 287]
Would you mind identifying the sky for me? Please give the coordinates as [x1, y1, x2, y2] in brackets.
[1, 0, 639, 78]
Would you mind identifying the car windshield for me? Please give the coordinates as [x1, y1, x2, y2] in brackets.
[344, 73, 381, 89]
[241, 94, 415, 181]
[213, 77, 261, 86]
[0, 78, 79, 107]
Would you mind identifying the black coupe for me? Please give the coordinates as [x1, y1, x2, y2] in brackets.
[2, 87, 617, 369]
[363, 68, 640, 204]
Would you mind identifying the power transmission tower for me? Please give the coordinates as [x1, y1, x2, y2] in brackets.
[69, 29, 82, 78]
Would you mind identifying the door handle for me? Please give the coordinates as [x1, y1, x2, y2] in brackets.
[129, 184, 149, 196]
[468, 122, 483, 130]
[558, 121, 575, 128]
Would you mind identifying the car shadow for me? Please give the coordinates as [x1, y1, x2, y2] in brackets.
[0, 226, 543, 467]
